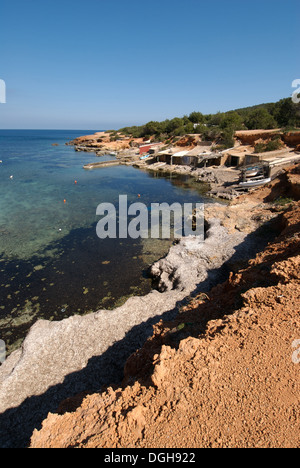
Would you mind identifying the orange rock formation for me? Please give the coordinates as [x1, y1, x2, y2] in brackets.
[30, 166, 300, 449]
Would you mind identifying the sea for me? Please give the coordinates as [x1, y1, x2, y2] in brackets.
[0, 130, 210, 354]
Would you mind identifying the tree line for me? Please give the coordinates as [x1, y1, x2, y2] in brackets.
[118, 97, 300, 149]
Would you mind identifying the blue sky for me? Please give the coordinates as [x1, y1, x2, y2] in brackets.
[0, 0, 299, 129]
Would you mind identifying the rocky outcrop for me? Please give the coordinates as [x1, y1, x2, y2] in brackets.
[0, 207, 261, 448]
[69, 132, 144, 154]
[30, 201, 300, 448]
[150, 218, 245, 293]
[287, 166, 300, 200]
[175, 134, 201, 147]
[235, 129, 300, 148]
[235, 129, 282, 145]
[1, 165, 299, 448]
[283, 131, 300, 146]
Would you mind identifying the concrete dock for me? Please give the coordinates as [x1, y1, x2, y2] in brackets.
[83, 160, 121, 170]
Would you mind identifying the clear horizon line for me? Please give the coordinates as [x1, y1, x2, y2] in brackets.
[0, 95, 292, 133]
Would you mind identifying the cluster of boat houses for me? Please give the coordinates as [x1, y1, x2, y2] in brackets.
[139, 142, 228, 168]
[138, 137, 300, 188]
[139, 141, 300, 169]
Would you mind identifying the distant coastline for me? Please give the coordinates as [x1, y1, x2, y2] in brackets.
[69, 124, 300, 201]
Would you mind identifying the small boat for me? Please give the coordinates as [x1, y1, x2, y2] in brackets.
[239, 162, 271, 188]
[243, 165, 262, 178]
[245, 170, 259, 178]
[140, 154, 150, 160]
[239, 177, 271, 188]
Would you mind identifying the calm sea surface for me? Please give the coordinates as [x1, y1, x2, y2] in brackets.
[0, 130, 210, 353]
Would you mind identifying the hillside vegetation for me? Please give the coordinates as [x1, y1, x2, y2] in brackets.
[119, 97, 300, 150]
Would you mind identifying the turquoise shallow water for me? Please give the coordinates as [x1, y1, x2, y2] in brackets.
[0, 130, 210, 353]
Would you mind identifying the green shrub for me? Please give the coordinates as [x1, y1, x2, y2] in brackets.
[265, 138, 282, 152]
[254, 137, 282, 153]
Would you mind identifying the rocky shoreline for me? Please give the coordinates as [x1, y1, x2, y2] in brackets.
[82, 146, 243, 201]
[67, 131, 242, 200]
[0, 128, 299, 445]
[0, 165, 296, 447]
[0, 213, 249, 447]
[30, 165, 300, 449]
[69, 127, 300, 203]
